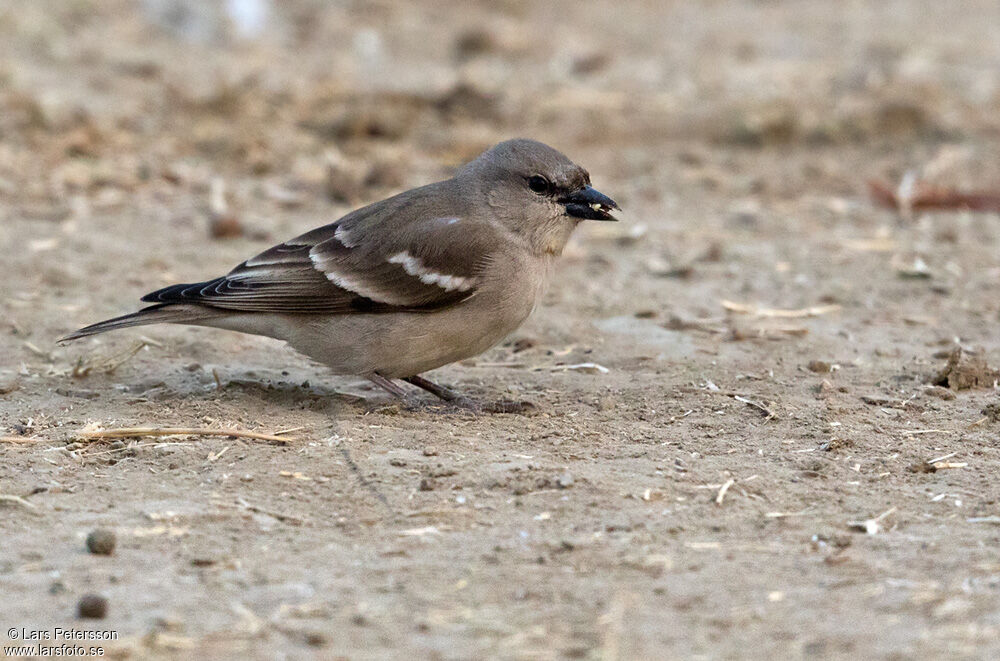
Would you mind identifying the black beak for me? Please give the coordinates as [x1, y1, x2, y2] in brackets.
[559, 186, 620, 221]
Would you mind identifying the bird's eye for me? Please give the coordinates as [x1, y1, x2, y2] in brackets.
[527, 175, 550, 194]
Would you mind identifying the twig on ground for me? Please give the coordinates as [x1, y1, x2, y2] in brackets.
[848, 506, 897, 535]
[207, 445, 231, 462]
[715, 479, 735, 505]
[1, 436, 44, 444]
[678, 386, 779, 420]
[927, 451, 958, 464]
[721, 300, 841, 318]
[968, 516, 1000, 525]
[0, 494, 38, 510]
[932, 462, 967, 470]
[733, 395, 777, 419]
[765, 510, 808, 518]
[80, 427, 298, 444]
[73, 340, 148, 378]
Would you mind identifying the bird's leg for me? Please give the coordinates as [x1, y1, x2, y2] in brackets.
[402, 375, 466, 403]
[367, 373, 409, 399]
[403, 375, 534, 414]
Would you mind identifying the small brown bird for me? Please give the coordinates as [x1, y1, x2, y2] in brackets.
[61, 139, 620, 410]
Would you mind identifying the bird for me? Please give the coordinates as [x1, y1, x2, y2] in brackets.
[60, 139, 620, 411]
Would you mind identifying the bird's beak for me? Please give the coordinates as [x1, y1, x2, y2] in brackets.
[559, 186, 620, 221]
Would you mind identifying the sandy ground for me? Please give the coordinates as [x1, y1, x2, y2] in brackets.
[3, 1, 1000, 659]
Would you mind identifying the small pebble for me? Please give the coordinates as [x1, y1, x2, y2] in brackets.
[556, 472, 574, 489]
[305, 631, 327, 647]
[209, 214, 244, 239]
[807, 360, 832, 373]
[77, 594, 108, 619]
[925, 385, 956, 400]
[86, 529, 116, 555]
[511, 337, 538, 352]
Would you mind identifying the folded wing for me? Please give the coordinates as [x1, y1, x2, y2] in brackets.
[141, 205, 501, 314]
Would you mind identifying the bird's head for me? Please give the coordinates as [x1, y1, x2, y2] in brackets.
[459, 139, 620, 256]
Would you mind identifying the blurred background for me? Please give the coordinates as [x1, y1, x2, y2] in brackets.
[2, 0, 999, 226]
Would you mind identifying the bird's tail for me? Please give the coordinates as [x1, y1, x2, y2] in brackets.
[58, 304, 213, 343]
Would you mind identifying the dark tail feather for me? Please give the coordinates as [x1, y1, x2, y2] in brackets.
[58, 304, 204, 343]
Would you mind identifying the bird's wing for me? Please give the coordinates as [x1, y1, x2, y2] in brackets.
[141, 205, 501, 314]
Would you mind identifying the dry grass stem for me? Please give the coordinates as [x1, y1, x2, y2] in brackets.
[733, 395, 777, 419]
[272, 426, 306, 436]
[0, 494, 38, 509]
[73, 340, 148, 377]
[81, 427, 298, 443]
[722, 300, 841, 318]
[1, 436, 44, 444]
[715, 478, 735, 505]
